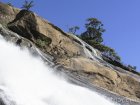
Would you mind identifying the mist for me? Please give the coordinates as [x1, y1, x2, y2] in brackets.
[0, 37, 117, 105]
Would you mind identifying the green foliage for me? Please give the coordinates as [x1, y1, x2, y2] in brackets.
[22, 0, 34, 11]
[95, 44, 121, 61]
[36, 36, 52, 48]
[128, 65, 137, 71]
[87, 41, 121, 62]
[36, 36, 51, 53]
[68, 26, 80, 34]
[79, 17, 121, 62]
[81, 18, 105, 44]
[36, 39, 46, 47]
[78, 17, 138, 72]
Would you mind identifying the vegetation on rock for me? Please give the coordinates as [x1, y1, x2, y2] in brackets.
[79, 18, 121, 62]
[128, 65, 137, 71]
[68, 26, 80, 34]
[36, 36, 52, 48]
[81, 18, 105, 44]
[35, 35, 52, 53]
[21, 0, 34, 11]
[0, 1, 137, 72]
[69, 18, 137, 71]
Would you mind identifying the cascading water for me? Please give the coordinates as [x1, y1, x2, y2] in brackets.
[69, 34, 102, 61]
[0, 37, 117, 105]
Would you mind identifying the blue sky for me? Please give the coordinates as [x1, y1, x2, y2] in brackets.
[3, 0, 140, 70]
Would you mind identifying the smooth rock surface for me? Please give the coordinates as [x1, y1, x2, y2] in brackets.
[0, 2, 140, 104]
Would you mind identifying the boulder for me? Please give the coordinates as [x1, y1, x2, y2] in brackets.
[57, 57, 140, 101]
[0, 2, 19, 26]
[8, 10, 84, 58]
[0, 3, 139, 102]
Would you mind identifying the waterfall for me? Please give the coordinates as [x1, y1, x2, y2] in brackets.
[0, 36, 117, 105]
[69, 34, 102, 61]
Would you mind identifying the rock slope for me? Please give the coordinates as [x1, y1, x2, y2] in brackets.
[0, 2, 140, 104]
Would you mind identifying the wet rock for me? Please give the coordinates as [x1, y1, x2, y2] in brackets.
[0, 2, 140, 104]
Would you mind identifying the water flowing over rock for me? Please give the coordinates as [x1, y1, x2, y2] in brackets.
[0, 37, 119, 105]
[0, 2, 140, 105]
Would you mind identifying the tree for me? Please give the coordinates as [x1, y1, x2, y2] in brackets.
[96, 44, 121, 62]
[81, 18, 105, 44]
[79, 18, 121, 62]
[68, 26, 80, 34]
[22, 0, 34, 11]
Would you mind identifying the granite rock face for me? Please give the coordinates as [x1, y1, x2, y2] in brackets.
[0, 2, 19, 26]
[8, 10, 84, 59]
[0, 2, 140, 104]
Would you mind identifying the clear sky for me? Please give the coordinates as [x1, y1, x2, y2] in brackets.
[2, 0, 140, 71]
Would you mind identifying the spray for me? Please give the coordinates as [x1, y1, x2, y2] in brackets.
[0, 37, 117, 105]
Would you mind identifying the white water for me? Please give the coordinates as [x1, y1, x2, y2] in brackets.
[0, 38, 117, 105]
[69, 34, 102, 60]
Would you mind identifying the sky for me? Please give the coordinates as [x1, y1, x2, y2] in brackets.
[2, 0, 140, 71]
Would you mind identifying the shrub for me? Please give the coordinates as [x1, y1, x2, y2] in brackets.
[91, 42, 121, 62]
[68, 26, 80, 34]
[36, 36, 52, 48]
[127, 65, 137, 71]
[21, 0, 34, 11]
